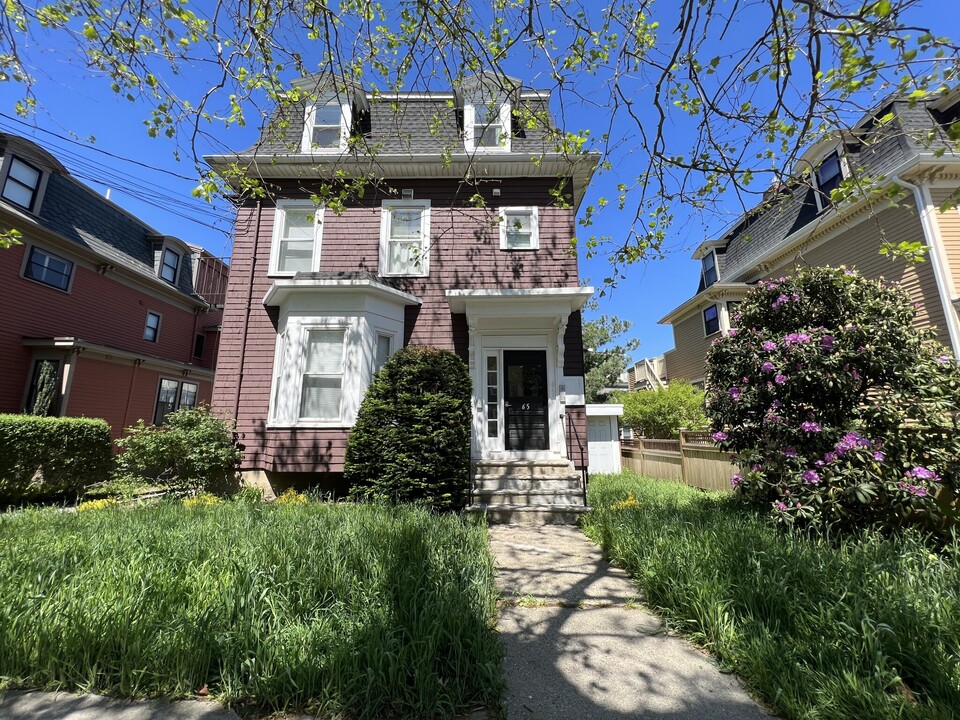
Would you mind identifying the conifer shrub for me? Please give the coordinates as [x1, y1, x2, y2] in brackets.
[0, 414, 113, 501]
[706, 266, 960, 534]
[345, 346, 472, 511]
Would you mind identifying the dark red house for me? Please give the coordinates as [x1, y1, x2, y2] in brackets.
[0, 133, 227, 438]
[207, 73, 598, 518]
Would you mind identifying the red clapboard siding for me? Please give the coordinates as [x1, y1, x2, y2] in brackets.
[0, 242, 219, 422]
[213, 178, 587, 472]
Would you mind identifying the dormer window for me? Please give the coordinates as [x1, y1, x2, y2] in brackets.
[465, 99, 511, 152]
[2, 156, 41, 211]
[814, 151, 844, 210]
[160, 247, 180, 284]
[302, 98, 350, 152]
[701, 251, 718, 287]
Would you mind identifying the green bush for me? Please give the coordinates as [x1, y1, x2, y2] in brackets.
[617, 381, 707, 438]
[584, 473, 960, 720]
[0, 414, 113, 501]
[115, 405, 243, 493]
[0, 500, 501, 717]
[705, 266, 960, 534]
[345, 346, 472, 511]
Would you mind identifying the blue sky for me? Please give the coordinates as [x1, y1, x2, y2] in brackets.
[2, 0, 956, 363]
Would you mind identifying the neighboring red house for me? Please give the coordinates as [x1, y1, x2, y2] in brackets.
[0, 133, 227, 438]
[207, 73, 599, 516]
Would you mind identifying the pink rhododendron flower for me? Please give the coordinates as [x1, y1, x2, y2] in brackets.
[774, 374, 788, 385]
[800, 421, 822, 433]
[802, 470, 820, 484]
[730, 473, 742, 488]
[762, 341, 777, 351]
[712, 431, 728, 442]
[761, 361, 775, 373]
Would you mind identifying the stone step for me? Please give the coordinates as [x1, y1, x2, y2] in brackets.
[473, 460, 579, 479]
[472, 489, 586, 506]
[466, 504, 590, 525]
[473, 477, 583, 492]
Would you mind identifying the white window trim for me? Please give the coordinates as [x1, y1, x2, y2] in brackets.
[464, 99, 512, 153]
[703, 304, 720, 337]
[269, 201, 324, 277]
[301, 97, 351, 153]
[2, 156, 43, 211]
[159, 246, 181, 285]
[373, 330, 396, 375]
[811, 146, 849, 212]
[499, 206, 539, 250]
[379, 199, 431, 277]
[269, 320, 350, 428]
[701, 250, 718, 286]
[20, 244, 75, 293]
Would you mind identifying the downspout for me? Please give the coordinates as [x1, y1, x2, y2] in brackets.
[234, 201, 263, 421]
[890, 175, 960, 358]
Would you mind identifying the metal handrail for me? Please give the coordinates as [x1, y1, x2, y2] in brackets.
[565, 413, 589, 505]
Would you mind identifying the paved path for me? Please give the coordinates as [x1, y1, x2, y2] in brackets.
[490, 525, 772, 719]
[0, 691, 240, 719]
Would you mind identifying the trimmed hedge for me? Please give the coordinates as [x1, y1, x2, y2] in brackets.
[345, 346, 472, 511]
[0, 414, 113, 501]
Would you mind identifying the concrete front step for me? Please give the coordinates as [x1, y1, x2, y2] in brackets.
[474, 459, 578, 479]
[466, 504, 590, 525]
[474, 477, 583, 492]
[473, 489, 586, 506]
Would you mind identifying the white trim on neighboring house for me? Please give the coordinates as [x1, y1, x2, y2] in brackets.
[891, 176, 960, 357]
[269, 201, 324, 277]
[379, 199, 431, 277]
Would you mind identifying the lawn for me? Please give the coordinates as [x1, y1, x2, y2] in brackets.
[0, 498, 502, 719]
[582, 473, 960, 720]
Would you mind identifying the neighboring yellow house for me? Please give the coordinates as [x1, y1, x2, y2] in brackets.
[660, 89, 960, 385]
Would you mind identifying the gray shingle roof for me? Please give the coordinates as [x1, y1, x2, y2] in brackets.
[0, 133, 207, 303]
[247, 92, 559, 156]
[715, 94, 960, 281]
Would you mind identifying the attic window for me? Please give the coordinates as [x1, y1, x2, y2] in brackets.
[160, 248, 180, 284]
[2, 156, 41, 211]
[701, 251, 718, 287]
[814, 151, 843, 209]
[303, 98, 350, 152]
[465, 99, 511, 152]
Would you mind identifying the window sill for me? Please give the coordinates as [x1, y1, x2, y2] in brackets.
[379, 271, 429, 278]
[500, 246, 539, 252]
[266, 421, 352, 430]
[704, 330, 722, 339]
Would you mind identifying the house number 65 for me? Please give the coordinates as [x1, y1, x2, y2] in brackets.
[520, 403, 531, 410]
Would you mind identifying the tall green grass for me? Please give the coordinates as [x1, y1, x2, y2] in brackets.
[0, 500, 502, 718]
[583, 473, 960, 720]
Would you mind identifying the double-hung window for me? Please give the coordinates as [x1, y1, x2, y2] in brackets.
[465, 99, 511, 152]
[302, 99, 349, 152]
[703, 304, 720, 336]
[374, 333, 393, 374]
[815, 151, 843, 209]
[380, 200, 429, 276]
[2, 157, 41, 210]
[701, 251, 718, 287]
[154, 378, 198, 425]
[23, 246, 73, 291]
[144, 311, 161, 342]
[299, 329, 345, 421]
[160, 248, 180, 284]
[270, 201, 322, 275]
[500, 207, 539, 250]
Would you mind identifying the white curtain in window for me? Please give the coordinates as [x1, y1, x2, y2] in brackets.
[504, 210, 533, 248]
[278, 207, 314, 272]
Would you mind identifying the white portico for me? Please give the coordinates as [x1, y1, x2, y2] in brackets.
[446, 287, 593, 462]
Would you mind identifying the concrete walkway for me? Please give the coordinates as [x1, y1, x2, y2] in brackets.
[0, 691, 240, 719]
[490, 525, 772, 719]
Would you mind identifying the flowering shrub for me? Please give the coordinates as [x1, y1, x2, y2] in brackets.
[275, 487, 308, 505]
[705, 266, 960, 534]
[77, 497, 118, 512]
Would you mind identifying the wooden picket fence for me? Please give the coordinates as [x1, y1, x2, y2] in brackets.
[620, 430, 738, 492]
